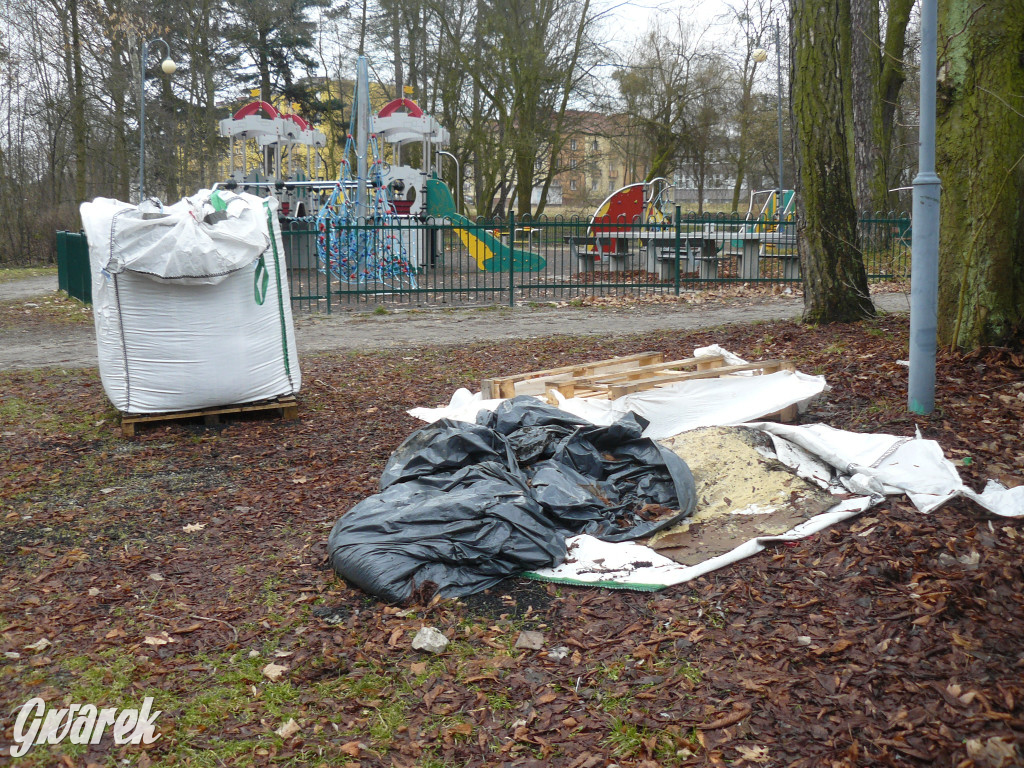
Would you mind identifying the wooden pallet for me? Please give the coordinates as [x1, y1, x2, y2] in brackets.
[482, 354, 798, 422]
[120, 396, 299, 438]
[482, 351, 668, 399]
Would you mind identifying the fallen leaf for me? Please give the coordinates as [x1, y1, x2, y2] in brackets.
[182, 523, 206, 533]
[340, 741, 364, 757]
[262, 662, 288, 681]
[736, 744, 770, 763]
[23, 638, 52, 652]
[147, 573, 165, 582]
[275, 718, 300, 739]
[966, 736, 1019, 768]
[143, 632, 176, 646]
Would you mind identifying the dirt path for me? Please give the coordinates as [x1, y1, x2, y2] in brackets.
[0, 274, 909, 371]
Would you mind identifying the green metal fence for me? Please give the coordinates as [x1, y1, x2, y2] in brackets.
[55, 230, 92, 305]
[50, 210, 909, 314]
[286, 210, 910, 312]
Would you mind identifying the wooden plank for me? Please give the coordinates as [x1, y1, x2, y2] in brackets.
[121, 396, 299, 438]
[573, 355, 725, 387]
[482, 352, 664, 398]
[607, 360, 789, 398]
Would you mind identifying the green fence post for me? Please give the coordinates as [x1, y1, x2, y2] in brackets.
[508, 211, 516, 308]
[56, 231, 68, 294]
[674, 206, 681, 296]
[326, 226, 332, 315]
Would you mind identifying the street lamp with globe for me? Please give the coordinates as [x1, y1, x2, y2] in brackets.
[752, 21, 785, 220]
[139, 38, 176, 202]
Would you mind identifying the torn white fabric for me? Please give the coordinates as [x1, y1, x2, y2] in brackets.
[527, 497, 874, 590]
[526, 423, 1022, 590]
[750, 422, 1024, 518]
[551, 371, 826, 440]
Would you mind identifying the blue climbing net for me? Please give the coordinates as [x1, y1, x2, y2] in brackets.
[314, 91, 417, 288]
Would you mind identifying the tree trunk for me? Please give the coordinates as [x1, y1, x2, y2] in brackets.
[793, 0, 874, 323]
[936, 0, 1024, 349]
[875, 0, 913, 210]
[68, 0, 87, 206]
[850, 0, 881, 214]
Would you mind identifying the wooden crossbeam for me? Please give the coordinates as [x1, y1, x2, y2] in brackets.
[481, 351, 664, 399]
[607, 360, 794, 398]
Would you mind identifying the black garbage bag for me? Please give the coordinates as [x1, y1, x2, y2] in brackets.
[327, 397, 697, 603]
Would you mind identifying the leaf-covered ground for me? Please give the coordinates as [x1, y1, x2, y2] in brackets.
[1, 311, 1022, 767]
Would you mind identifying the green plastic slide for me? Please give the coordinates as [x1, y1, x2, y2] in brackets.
[425, 178, 545, 272]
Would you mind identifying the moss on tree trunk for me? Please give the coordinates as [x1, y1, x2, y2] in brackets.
[793, 0, 875, 324]
[936, 0, 1024, 350]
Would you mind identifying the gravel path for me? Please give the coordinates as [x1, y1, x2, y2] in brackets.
[0, 273, 909, 371]
[0, 275, 58, 302]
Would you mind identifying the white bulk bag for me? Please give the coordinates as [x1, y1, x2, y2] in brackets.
[80, 191, 301, 415]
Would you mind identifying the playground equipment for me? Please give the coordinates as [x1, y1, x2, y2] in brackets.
[314, 56, 418, 287]
[579, 180, 801, 280]
[586, 178, 675, 254]
[738, 188, 796, 253]
[373, 90, 544, 272]
[425, 178, 545, 272]
[219, 101, 326, 218]
[312, 56, 544, 277]
[373, 97, 448, 217]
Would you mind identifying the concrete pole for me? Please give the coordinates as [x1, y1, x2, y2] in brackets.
[356, 56, 369, 223]
[908, 0, 940, 415]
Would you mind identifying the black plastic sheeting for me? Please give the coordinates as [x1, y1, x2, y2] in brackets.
[327, 398, 697, 603]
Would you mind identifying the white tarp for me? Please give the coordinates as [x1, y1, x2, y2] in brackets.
[408, 346, 828, 440]
[80, 191, 300, 415]
[409, 348, 1022, 590]
[526, 423, 1022, 590]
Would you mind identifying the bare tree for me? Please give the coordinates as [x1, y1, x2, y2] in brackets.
[612, 14, 719, 184]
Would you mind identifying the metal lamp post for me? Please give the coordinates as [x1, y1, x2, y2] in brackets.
[438, 150, 460, 214]
[753, 19, 785, 219]
[908, 0, 940, 415]
[139, 38, 176, 202]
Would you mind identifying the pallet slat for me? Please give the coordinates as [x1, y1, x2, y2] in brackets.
[606, 360, 793, 398]
[481, 351, 664, 398]
[121, 396, 299, 438]
[484, 353, 799, 423]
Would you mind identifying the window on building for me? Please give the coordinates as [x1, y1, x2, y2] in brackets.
[570, 139, 578, 151]
[570, 180, 577, 191]
[591, 178, 599, 190]
[592, 139, 599, 152]
[570, 157, 578, 169]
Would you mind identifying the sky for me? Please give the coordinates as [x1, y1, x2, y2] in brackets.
[602, 0, 737, 50]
